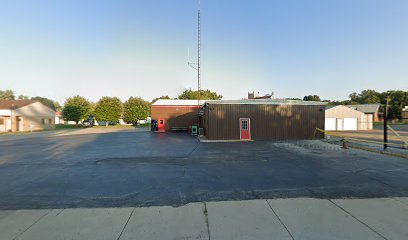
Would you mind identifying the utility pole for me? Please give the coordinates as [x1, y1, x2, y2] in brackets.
[384, 97, 389, 149]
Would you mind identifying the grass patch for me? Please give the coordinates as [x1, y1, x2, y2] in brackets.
[56, 124, 83, 129]
[93, 125, 135, 129]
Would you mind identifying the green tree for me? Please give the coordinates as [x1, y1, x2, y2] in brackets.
[62, 95, 92, 124]
[349, 89, 381, 104]
[31, 96, 59, 110]
[17, 94, 29, 100]
[383, 90, 408, 119]
[151, 95, 171, 104]
[285, 97, 302, 100]
[123, 97, 150, 124]
[178, 89, 222, 100]
[0, 90, 15, 100]
[303, 95, 321, 101]
[94, 97, 123, 126]
[62, 105, 82, 124]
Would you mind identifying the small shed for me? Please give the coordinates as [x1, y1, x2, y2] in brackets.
[151, 99, 204, 132]
[201, 99, 325, 140]
[325, 105, 372, 131]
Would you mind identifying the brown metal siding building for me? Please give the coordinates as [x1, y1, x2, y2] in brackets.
[202, 100, 325, 140]
[151, 100, 203, 131]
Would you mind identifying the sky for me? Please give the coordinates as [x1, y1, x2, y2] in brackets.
[0, 0, 407, 104]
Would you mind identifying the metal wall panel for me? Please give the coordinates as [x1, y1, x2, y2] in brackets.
[204, 104, 325, 140]
[151, 106, 200, 131]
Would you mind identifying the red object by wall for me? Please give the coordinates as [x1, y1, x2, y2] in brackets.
[158, 119, 165, 132]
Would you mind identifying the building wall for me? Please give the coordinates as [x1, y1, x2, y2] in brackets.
[151, 106, 200, 131]
[325, 105, 371, 130]
[203, 104, 325, 140]
[12, 102, 55, 131]
[402, 111, 408, 123]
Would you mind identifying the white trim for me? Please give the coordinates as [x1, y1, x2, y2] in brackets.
[0, 109, 11, 115]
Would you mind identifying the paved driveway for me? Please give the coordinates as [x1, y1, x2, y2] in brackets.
[0, 129, 408, 209]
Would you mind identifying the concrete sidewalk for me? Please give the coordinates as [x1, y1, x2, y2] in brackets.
[1, 197, 407, 240]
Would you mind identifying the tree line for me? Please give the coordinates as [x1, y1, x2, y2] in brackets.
[302, 90, 408, 119]
[0, 89, 61, 111]
[0, 88, 222, 125]
[62, 89, 222, 125]
[2, 88, 407, 122]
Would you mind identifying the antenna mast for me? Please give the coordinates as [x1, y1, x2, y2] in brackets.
[188, 0, 201, 100]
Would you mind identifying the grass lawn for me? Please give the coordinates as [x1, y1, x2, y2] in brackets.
[56, 124, 83, 129]
[93, 125, 135, 129]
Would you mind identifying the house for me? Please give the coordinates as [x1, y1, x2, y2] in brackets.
[402, 106, 408, 123]
[325, 105, 372, 131]
[347, 104, 382, 122]
[151, 100, 204, 132]
[55, 111, 64, 124]
[201, 99, 325, 140]
[0, 100, 56, 132]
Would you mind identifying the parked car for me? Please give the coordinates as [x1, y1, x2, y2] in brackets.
[82, 117, 95, 128]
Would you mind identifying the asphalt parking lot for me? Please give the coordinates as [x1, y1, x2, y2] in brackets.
[0, 128, 408, 209]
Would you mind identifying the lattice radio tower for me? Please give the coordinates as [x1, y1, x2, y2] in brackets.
[188, 0, 201, 99]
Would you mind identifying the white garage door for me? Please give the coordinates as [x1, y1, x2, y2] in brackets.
[344, 118, 357, 130]
[325, 118, 336, 130]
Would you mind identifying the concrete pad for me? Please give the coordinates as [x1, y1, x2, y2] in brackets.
[207, 199, 292, 240]
[334, 198, 408, 240]
[0, 209, 50, 240]
[267, 198, 383, 240]
[120, 202, 208, 240]
[17, 208, 133, 240]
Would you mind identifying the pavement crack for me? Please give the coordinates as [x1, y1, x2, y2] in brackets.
[55, 208, 65, 216]
[12, 209, 52, 240]
[328, 199, 388, 240]
[203, 202, 211, 240]
[187, 142, 201, 157]
[265, 200, 295, 240]
[116, 207, 135, 240]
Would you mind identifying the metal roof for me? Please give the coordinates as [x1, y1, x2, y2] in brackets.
[206, 99, 327, 105]
[347, 104, 380, 113]
[0, 100, 38, 109]
[152, 99, 206, 106]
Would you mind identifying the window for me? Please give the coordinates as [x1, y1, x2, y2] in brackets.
[49, 118, 52, 124]
[41, 119, 45, 125]
[0, 118, 4, 125]
[241, 120, 248, 130]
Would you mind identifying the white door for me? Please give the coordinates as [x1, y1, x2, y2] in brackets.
[367, 114, 373, 130]
[337, 118, 344, 131]
[6, 118, 11, 131]
[344, 118, 357, 130]
[18, 117, 24, 131]
[325, 118, 336, 130]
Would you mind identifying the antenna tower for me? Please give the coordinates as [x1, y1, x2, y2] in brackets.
[188, 0, 201, 99]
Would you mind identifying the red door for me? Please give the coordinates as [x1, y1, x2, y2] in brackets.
[158, 119, 165, 132]
[240, 118, 251, 140]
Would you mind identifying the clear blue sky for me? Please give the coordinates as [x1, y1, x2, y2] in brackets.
[1, 0, 407, 103]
